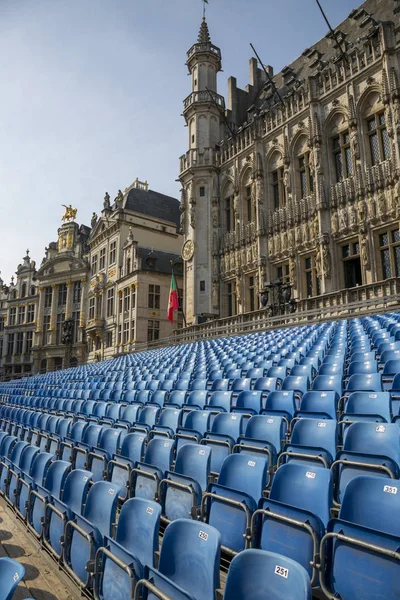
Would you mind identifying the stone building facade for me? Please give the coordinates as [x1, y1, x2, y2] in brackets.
[31, 221, 91, 373]
[0, 252, 38, 378]
[86, 179, 183, 362]
[179, 0, 400, 325]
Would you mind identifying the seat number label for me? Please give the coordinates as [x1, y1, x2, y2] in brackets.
[146, 507, 154, 514]
[267, 418, 274, 423]
[247, 461, 256, 467]
[317, 422, 326, 428]
[198, 530, 208, 541]
[13, 573, 19, 582]
[274, 565, 289, 579]
[384, 485, 397, 495]
[199, 450, 205, 455]
[108, 488, 115, 495]
[306, 471, 316, 479]
[376, 425, 386, 432]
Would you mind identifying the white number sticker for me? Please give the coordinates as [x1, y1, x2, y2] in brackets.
[114, 431, 119, 436]
[164, 443, 170, 447]
[369, 394, 377, 399]
[317, 422, 326, 428]
[108, 488, 115, 495]
[199, 449, 205, 455]
[306, 471, 316, 479]
[231, 416, 237, 420]
[146, 506, 154, 514]
[274, 565, 289, 579]
[13, 573, 19, 582]
[321, 393, 327, 397]
[376, 425, 386, 433]
[83, 476, 88, 482]
[283, 392, 289, 396]
[267, 418, 274, 423]
[384, 485, 397, 495]
[248, 460, 256, 467]
[198, 530, 208, 541]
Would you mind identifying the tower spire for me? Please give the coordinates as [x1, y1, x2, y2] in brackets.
[198, 17, 211, 44]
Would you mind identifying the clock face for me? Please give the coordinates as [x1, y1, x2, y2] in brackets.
[182, 239, 195, 261]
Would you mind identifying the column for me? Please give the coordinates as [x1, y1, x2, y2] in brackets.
[49, 284, 58, 345]
[129, 283, 134, 343]
[35, 287, 45, 340]
[79, 279, 86, 345]
[21, 332, 26, 355]
[65, 281, 73, 319]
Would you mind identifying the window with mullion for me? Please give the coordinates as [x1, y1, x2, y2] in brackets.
[367, 112, 391, 166]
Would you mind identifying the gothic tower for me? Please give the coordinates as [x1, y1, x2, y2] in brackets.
[179, 18, 223, 325]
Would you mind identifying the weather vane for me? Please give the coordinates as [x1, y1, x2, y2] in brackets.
[202, 0, 208, 19]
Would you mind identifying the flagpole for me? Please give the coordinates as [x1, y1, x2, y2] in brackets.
[170, 260, 187, 328]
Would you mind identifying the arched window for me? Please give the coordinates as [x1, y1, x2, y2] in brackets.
[327, 112, 353, 182]
[21, 283, 26, 298]
[362, 91, 391, 166]
[241, 170, 253, 223]
[30, 286, 35, 296]
[223, 181, 234, 233]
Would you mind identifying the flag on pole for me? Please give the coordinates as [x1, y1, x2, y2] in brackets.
[168, 271, 180, 323]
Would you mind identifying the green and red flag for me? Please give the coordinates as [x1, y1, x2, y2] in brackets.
[168, 271, 179, 323]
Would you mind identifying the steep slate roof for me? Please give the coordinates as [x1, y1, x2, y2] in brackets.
[124, 187, 180, 229]
[138, 247, 183, 275]
[245, 0, 395, 122]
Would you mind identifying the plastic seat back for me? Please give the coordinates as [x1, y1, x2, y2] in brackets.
[0, 557, 25, 600]
[143, 438, 175, 473]
[115, 497, 161, 565]
[223, 549, 311, 600]
[83, 481, 120, 538]
[157, 519, 220, 600]
[174, 443, 211, 491]
[120, 432, 145, 462]
[61, 469, 93, 515]
[43, 460, 70, 499]
[211, 413, 245, 439]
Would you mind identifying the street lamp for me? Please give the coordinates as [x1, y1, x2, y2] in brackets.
[260, 279, 296, 316]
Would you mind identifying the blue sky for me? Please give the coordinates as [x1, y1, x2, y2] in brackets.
[0, 0, 358, 281]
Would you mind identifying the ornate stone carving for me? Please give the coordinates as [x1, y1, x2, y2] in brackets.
[212, 281, 219, 309]
[322, 243, 331, 279]
[212, 197, 218, 228]
[361, 236, 371, 270]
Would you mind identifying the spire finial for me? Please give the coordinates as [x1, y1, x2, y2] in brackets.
[202, 0, 208, 19]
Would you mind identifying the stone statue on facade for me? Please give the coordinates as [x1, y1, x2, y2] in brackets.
[315, 247, 322, 278]
[289, 256, 297, 288]
[235, 278, 241, 304]
[322, 243, 331, 279]
[103, 192, 111, 210]
[115, 190, 124, 209]
[91, 212, 98, 228]
[361, 236, 371, 270]
[378, 193, 386, 217]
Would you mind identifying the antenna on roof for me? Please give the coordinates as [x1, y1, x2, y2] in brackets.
[249, 43, 285, 108]
[315, 0, 349, 63]
[205, 87, 236, 138]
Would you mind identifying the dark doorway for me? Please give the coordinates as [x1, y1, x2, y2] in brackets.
[40, 359, 47, 374]
[344, 258, 362, 288]
[70, 357, 78, 368]
[54, 357, 63, 371]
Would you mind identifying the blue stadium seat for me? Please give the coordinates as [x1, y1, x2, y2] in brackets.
[252, 463, 332, 584]
[43, 468, 93, 559]
[174, 410, 212, 451]
[63, 481, 120, 588]
[280, 418, 337, 468]
[0, 557, 25, 600]
[204, 453, 269, 552]
[161, 443, 210, 521]
[131, 438, 175, 501]
[201, 413, 245, 475]
[16, 451, 53, 519]
[320, 475, 400, 600]
[136, 519, 220, 600]
[295, 390, 337, 420]
[223, 549, 311, 600]
[234, 414, 285, 468]
[93, 498, 161, 600]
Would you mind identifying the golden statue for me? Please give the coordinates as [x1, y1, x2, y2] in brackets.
[61, 204, 77, 222]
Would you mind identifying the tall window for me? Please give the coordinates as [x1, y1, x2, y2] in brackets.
[16, 332, 23, 355]
[89, 297, 95, 320]
[99, 248, 106, 271]
[27, 304, 35, 323]
[56, 313, 65, 345]
[131, 287, 136, 310]
[105, 331, 113, 348]
[25, 331, 33, 353]
[342, 242, 362, 288]
[246, 186, 252, 222]
[148, 284, 160, 309]
[379, 229, 400, 279]
[72, 311, 80, 343]
[18, 306, 25, 325]
[7, 334, 14, 356]
[147, 320, 160, 342]
[9, 308, 16, 326]
[73, 281, 82, 304]
[0, 338, 3, 359]
[272, 167, 286, 210]
[42, 315, 51, 346]
[91, 255, 98, 276]
[333, 130, 353, 181]
[248, 275, 256, 312]
[367, 112, 391, 166]
[227, 282, 236, 317]
[277, 263, 290, 284]
[58, 284, 67, 306]
[44, 286, 52, 308]
[109, 241, 117, 265]
[124, 288, 130, 313]
[107, 288, 115, 317]
[96, 294, 102, 317]
[299, 154, 314, 199]
[225, 196, 234, 232]
[118, 291, 123, 314]
[123, 321, 130, 344]
[118, 324, 122, 345]
[21, 283, 26, 298]
[304, 256, 320, 297]
[0, 317, 4, 332]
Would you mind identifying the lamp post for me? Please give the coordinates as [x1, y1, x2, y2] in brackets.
[260, 279, 297, 317]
